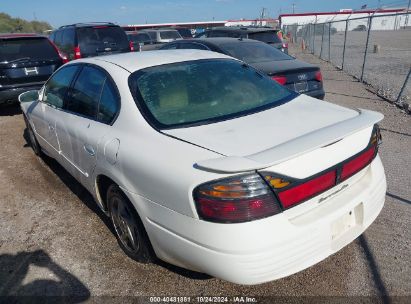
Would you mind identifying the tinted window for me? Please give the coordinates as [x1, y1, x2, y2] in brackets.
[179, 43, 208, 50]
[43, 65, 79, 108]
[128, 33, 151, 44]
[77, 26, 129, 53]
[143, 31, 157, 40]
[248, 31, 282, 43]
[129, 59, 293, 128]
[49, 32, 55, 41]
[221, 42, 292, 63]
[98, 80, 119, 124]
[176, 28, 192, 38]
[67, 66, 106, 118]
[62, 28, 75, 47]
[0, 38, 59, 62]
[54, 30, 63, 45]
[159, 31, 182, 40]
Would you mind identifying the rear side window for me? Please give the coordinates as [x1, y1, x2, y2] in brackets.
[248, 32, 282, 43]
[43, 65, 79, 108]
[0, 38, 59, 62]
[98, 80, 119, 124]
[67, 66, 106, 118]
[159, 31, 181, 39]
[54, 30, 63, 45]
[62, 28, 75, 47]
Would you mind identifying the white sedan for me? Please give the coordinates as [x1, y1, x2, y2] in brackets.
[19, 50, 386, 285]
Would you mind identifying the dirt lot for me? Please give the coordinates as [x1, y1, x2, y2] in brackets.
[1, 48, 411, 302]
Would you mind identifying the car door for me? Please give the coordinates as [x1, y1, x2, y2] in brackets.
[29, 65, 80, 157]
[55, 65, 119, 188]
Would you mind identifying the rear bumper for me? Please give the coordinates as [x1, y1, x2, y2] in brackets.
[303, 89, 325, 100]
[0, 84, 43, 104]
[124, 155, 386, 285]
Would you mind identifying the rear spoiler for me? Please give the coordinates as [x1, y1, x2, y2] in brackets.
[195, 109, 383, 173]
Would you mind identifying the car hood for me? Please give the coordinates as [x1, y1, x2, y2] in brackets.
[251, 59, 317, 75]
[163, 94, 359, 157]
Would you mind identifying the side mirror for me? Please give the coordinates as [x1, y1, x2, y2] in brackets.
[18, 90, 40, 103]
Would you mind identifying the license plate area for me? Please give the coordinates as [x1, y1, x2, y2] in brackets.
[331, 203, 364, 240]
[294, 81, 308, 93]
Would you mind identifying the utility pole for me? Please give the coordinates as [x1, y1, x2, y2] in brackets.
[405, 0, 411, 26]
[292, 3, 296, 14]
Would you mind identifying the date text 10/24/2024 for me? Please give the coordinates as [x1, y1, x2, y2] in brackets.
[149, 296, 258, 303]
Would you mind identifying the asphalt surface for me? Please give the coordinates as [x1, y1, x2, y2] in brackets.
[0, 47, 410, 302]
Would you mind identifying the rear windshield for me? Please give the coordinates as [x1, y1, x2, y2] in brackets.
[0, 37, 58, 62]
[248, 31, 282, 43]
[159, 31, 181, 40]
[77, 26, 129, 51]
[128, 33, 151, 43]
[221, 42, 293, 63]
[129, 59, 294, 128]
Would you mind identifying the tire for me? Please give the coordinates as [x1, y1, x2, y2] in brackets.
[24, 116, 42, 156]
[107, 184, 155, 263]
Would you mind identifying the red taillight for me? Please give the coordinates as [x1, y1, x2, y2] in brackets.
[341, 146, 376, 181]
[129, 41, 134, 52]
[271, 75, 287, 85]
[282, 42, 288, 49]
[315, 71, 323, 82]
[194, 174, 281, 223]
[49, 40, 68, 63]
[74, 46, 81, 59]
[277, 171, 336, 209]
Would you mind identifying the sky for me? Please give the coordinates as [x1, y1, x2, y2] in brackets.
[1, 0, 406, 28]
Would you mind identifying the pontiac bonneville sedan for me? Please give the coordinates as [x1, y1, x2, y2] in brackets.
[19, 50, 386, 285]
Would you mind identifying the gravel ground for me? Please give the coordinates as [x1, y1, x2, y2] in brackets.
[302, 28, 411, 103]
[0, 49, 410, 302]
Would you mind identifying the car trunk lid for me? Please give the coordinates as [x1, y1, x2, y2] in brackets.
[163, 95, 383, 175]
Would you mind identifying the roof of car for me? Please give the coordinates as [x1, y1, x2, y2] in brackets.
[73, 49, 233, 73]
[58, 22, 117, 29]
[208, 26, 279, 33]
[182, 37, 263, 46]
[0, 33, 45, 39]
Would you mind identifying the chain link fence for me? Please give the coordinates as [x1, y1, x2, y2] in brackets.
[284, 12, 411, 110]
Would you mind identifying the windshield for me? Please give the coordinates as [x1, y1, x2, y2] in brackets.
[248, 31, 282, 44]
[0, 38, 59, 62]
[221, 42, 293, 63]
[159, 31, 182, 40]
[129, 59, 294, 128]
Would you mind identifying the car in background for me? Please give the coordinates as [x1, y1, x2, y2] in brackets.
[0, 33, 65, 106]
[126, 31, 157, 51]
[20, 50, 385, 284]
[140, 29, 183, 44]
[49, 22, 132, 61]
[161, 38, 324, 99]
[195, 26, 288, 53]
[172, 27, 193, 38]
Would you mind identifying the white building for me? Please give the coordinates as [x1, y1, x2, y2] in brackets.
[279, 9, 410, 31]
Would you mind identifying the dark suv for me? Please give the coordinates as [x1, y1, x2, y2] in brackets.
[195, 26, 288, 53]
[49, 23, 132, 61]
[0, 33, 65, 106]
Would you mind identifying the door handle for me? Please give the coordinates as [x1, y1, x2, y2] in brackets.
[48, 123, 54, 131]
[83, 144, 95, 156]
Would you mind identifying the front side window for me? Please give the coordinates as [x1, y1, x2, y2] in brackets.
[129, 59, 294, 128]
[43, 65, 79, 108]
[66, 66, 106, 118]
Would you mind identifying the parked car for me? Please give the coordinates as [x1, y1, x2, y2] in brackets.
[195, 26, 288, 53]
[0, 33, 65, 106]
[161, 38, 324, 99]
[172, 27, 194, 38]
[126, 31, 157, 51]
[49, 22, 132, 61]
[19, 50, 385, 285]
[140, 29, 183, 44]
